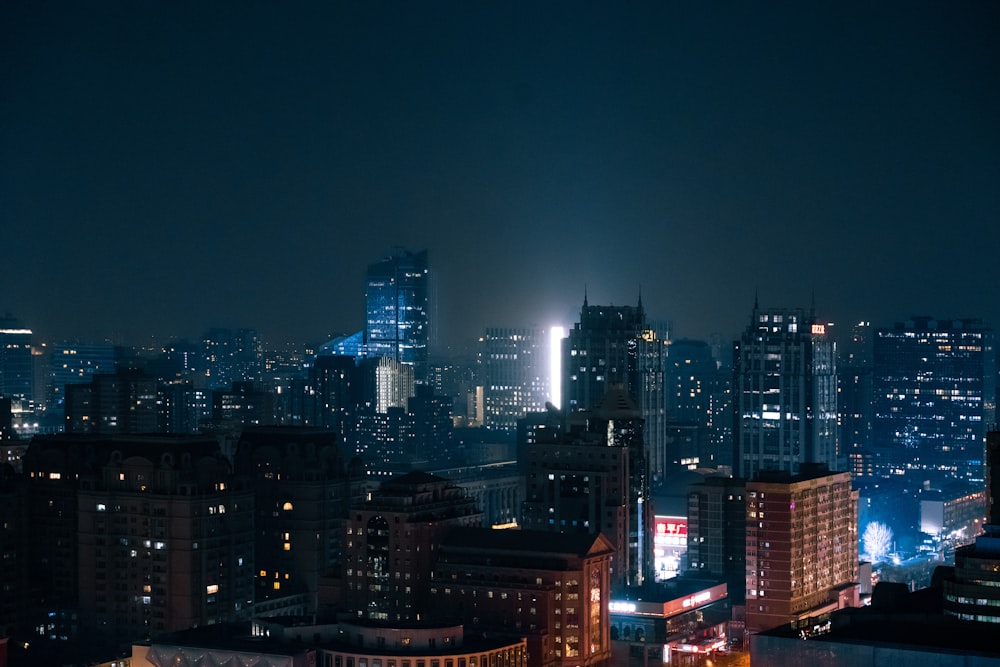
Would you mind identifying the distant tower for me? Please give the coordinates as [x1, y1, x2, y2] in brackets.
[872, 317, 996, 483]
[732, 302, 838, 478]
[477, 326, 548, 433]
[365, 249, 430, 383]
[0, 315, 34, 406]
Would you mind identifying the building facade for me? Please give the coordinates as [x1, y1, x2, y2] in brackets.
[477, 327, 549, 433]
[745, 465, 859, 635]
[343, 472, 482, 622]
[872, 317, 996, 483]
[561, 297, 668, 486]
[430, 527, 614, 667]
[732, 303, 838, 479]
[365, 249, 430, 384]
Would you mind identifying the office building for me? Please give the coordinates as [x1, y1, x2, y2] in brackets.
[732, 302, 838, 478]
[477, 326, 549, 433]
[521, 388, 653, 590]
[343, 471, 482, 622]
[664, 339, 726, 471]
[365, 249, 430, 383]
[872, 317, 996, 483]
[561, 295, 668, 485]
[211, 381, 276, 429]
[745, 464, 859, 635]
[0, 316, 33, 406]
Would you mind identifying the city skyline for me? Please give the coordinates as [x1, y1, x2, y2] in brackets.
[3, 2, 998, 349]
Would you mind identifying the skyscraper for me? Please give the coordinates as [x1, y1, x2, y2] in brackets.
[477, 326, 549, 432]
[365, 249, 429, 383]
[561, 295, 667, 483]
[872, 317, 997, 483]
[839, 321, 874, 478]
[732, 302, 838, 479]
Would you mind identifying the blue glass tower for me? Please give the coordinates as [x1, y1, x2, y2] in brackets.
[364, 249, 429, 383]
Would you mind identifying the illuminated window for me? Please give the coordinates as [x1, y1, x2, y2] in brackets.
[283, 502, 294, 511]
[283, 543, 291, 551]
[273, 581, 281, 590]
[206, 584, 219, 594]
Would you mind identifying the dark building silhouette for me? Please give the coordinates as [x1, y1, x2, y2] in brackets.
[211, 381, 276, 429]
[0, 463, 27, 640]
[20, 434, 250, 655]
[839, 321, 874, 478]
[343, 471, 481, 622]
[561, 296, 667, 483]
[872, 317, 996, 483]
[233, 426, 366, 614]
[64, 367, 159, 434]
[686, 476, 747, 604]
[521, 389, 653, 590]
[732, 302, 838, 478]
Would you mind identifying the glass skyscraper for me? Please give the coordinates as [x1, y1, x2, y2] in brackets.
[364, 249, 429, 383]
[872, 317, 996, 483]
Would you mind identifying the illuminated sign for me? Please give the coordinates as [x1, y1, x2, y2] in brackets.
[811, 324, 826, 335]
[681, 591, 712, 608]
[655, 518, 687, 538]
[608, 601, 636, 613]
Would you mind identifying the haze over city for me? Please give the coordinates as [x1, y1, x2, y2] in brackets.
[2, 2, 998, 349]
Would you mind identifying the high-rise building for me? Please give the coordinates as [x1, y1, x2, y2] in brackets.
[686, 476, 747, 604]
[64, 367, 159, 434]
[872, 317, 996, 483]
[745, 464, 859, 635]
[477, 327, 549, 433]
[521, 388, 653, 590]
[233, 427, 366, 613]
[664, 339, 731, 470]
[839, 321, 874, 478]
[561, 296, 668, 484]
[365, 249, 430, 383]
[343, 471, 482, 622]
[732, 302, 838, 479]
[0, 316, 34, 413]
[201, 328, 263, 390]
[47, 341, 117, 415]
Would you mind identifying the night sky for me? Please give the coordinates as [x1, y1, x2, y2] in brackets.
[3, 2, 998, 352]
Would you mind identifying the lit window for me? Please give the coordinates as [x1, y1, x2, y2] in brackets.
[206, 584, 219, 594]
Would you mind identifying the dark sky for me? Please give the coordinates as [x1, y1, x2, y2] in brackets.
[3, 2, 998, 352]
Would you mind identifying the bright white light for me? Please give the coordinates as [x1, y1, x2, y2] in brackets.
[549, 326, 565, 409]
